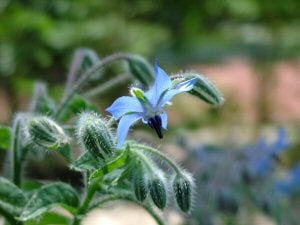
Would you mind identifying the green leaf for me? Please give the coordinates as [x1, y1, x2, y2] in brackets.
[71, 151, 102, 172]
[0, 177, 27, 217]
[0, 126, 11, 150]
[90, 147, 130, 181]
[58, 144, 73, 163]
[59, 95, 98, 122]
[25, 211, 70, 225]
[19, 182, 79, 221]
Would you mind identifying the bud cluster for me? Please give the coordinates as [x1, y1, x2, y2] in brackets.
[130, 149, 194, 213]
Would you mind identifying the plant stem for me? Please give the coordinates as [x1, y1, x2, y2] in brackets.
[89, 196, 165, 225]
[131, 144, 182, 175]
[83, 73, 131, 97]
[11, 116, 21, 187]
[72, 181, 99, 225]
[131, 149, 156, 173]
[0, 208, 23, 225]
[55, 53, 133, 119]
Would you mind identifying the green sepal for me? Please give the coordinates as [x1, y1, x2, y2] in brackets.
[77, 112, 115, 160]
[172, 74, 224, 106]
[133, 162, 149, 202]
[0, 177, 27, 217]
[27, 116, 69, 151]
[173, 174, 192, 213]
[0, 126, 11, 150]
[149, 178, 167, 209]
[18, 182, 80, 221]
[89, 147, 130, 181]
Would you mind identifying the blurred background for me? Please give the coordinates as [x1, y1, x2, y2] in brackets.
[1, 0, 300, 224]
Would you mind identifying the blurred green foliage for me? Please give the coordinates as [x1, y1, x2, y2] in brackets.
[1, 0, 300, 79]
[1, 0, 300, 117]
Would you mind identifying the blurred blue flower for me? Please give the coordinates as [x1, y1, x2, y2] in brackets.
[106, 62, 197, 148]
[246, 128, 290, 175]
[276, 165, 300, 195]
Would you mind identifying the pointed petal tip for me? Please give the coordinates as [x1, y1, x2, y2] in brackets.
[117, 113, 142, 150]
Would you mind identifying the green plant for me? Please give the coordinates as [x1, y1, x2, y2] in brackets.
[0, 49, 223, 225]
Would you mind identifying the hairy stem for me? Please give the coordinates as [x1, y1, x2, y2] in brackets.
[72, 180, 99, 225]
[0, 208, 23, 225]
[55, 53, 134, 119]
[83, 73, 131, 97]
[89, 196, 165, 225]
[131, 144, 182, 175]
[11, 117, 21, 187]
[131, 149, 156, 173]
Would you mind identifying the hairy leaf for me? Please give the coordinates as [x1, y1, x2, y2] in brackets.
[0, 177, 27, 217]
[71, 151, 102, 172]
[0, 126, 11, 150]
[19, 182, 79, 221]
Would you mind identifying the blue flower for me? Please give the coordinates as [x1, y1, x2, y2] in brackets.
[106, 62, 197, 148]
[276, 165, 300, 195]
[245, 128, 290, 176]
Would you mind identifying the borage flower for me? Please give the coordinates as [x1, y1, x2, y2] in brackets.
[106, 62, 197, 148]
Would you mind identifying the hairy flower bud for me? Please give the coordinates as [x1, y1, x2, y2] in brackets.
[171, 74, 224, 106]
[149, 174, 167, 209]
[77, 112, 115, 160]
[133, 162, 149, 202]
[127, 55, 154, 87]
[173, 172, 194, 213]
[27, 116, 68, 150]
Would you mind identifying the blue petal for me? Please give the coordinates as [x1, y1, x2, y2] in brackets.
[160, 111, 168, 129]
[117, 113, 142, 148]
[158, 77, 197, 107]
[145, 62, 172, 106]
[106, 96, 143, 120]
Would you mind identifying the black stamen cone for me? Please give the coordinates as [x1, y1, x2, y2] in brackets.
[148, 115, 163, 139]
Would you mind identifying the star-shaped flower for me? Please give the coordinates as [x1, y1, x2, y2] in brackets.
[106, 62, 197, 148]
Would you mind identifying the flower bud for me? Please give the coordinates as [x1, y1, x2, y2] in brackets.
[127, 55, 154, 87]
[27, 116, 68, 150]
[133, 162, 149, 202]
[77, 112, 115, 160]
[149, 174, 167, 209]
[173, 172, 194, 213]
[171, 74, 224, 106]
